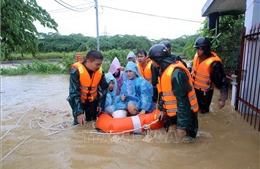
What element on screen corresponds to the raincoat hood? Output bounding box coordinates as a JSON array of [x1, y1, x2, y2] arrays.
[[124, 61, 140, 77], [105, 72, 116, 84], [108, 57, 121, 74], [126, 51, 136, 63], [104, 72, 117, 114], [105, 72, 117, 97]]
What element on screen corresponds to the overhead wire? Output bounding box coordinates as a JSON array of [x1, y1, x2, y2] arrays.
[[54, 0, 94, 12], [49, 3, 94, 14], [100, 5, 202, 23], [50, 1, 202, 23]]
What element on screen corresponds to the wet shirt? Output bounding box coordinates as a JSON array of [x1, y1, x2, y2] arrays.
[[150, 64, 160, 102], [210, 61, 229, 101]]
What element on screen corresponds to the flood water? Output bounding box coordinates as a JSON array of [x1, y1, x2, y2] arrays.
[[1, 74, 259, 169]]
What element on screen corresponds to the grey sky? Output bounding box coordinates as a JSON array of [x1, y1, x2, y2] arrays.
[[36, 0, 206, 40]]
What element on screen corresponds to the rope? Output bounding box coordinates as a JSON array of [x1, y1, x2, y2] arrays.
[[1, 102, 76, 161], [29, 107, 74, 136], [1, 137, 30, 161], [1, 100, 75, 139], [86, 118, 159, 135], [45, 125, 79, 136], [0, 101, 35, 140]]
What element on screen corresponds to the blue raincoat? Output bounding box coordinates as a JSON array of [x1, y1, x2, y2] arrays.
[[104, 72, 117, 114], [115, 62, 155, 113]]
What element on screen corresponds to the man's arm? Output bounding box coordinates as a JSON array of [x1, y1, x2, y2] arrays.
[[151, 65, 159, 102], [210, 61, 229, 101], [68, 68, 84, 118], [172, 68, 192, 130]]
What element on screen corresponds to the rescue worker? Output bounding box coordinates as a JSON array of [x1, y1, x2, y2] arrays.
[[136, 49, 159, 102], [159, 40, 187, 68], [192, 37, 229, 114], [68, 50, 108, 125], [148, 44, 199, 141]]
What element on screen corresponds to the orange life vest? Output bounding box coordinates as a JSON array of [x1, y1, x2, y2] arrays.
[[157, 61, 199, 117], [136, 60, 153, 83], [192, 52, 222, 92], [70, 62, 102, 103]]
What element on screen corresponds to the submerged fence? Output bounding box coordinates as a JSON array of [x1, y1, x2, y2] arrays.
[[236, 23, 260, 131]]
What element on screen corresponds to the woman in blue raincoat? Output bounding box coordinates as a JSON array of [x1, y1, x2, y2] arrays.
[[115, 61, 155, 115], [104, 72, 117, 114]]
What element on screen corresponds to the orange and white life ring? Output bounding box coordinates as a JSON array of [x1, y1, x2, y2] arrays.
[[96, 109, 164, 133]]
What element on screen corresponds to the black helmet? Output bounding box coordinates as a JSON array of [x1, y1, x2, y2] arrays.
[[193, 37, 211, 49], [159, 40, 171, 49], [148, 44, 168, 64]]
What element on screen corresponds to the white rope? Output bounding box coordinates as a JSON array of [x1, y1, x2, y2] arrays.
[[45, 125, 79, 136], [1, 103, 77, 161], [0, 101, 35, 140], [87, 118, 159, 135], [1, 137, 30, 161], [29, 107, 76, 136]]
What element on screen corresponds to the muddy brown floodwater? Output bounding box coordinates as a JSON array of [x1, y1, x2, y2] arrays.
[[1, 74, 259, 169]]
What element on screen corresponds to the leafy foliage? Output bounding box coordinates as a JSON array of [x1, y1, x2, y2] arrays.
[[38, 33, 89, 52], [1, 0, 244, 76], [1, 0, 58, 59], [0, 60, 63, 75], [37, 33, 153, 53], [199, 15, 244, 72]]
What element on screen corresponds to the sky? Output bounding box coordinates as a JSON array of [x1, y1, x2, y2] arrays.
[[35, 0, 207, 40]]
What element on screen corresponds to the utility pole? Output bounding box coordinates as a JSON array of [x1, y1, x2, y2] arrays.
[[94, 0, 100, 51]]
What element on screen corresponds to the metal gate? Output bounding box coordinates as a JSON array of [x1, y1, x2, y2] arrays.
[[236, 23, 260, 131]]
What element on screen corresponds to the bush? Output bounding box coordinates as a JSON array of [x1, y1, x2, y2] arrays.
[[0, 60, 64, 75]]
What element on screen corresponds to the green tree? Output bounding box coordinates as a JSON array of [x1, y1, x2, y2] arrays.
[[181, 14, 244, 72], [1, 0, 58, 59], [38, 33, 88, 52], [199, 15, 244, 72]]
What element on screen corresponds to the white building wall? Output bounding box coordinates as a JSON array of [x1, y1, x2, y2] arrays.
[[244, 0, 260, 33]]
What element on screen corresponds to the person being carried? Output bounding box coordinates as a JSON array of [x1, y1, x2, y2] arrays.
[[192, 37, 229, 114], [67, 50, 108, 125], [108, 57, 124, 96], [115, 61, 155, 115], [136, 49, 159, 103], [148, 44, 199, 142], [104, 72, 117, 114]]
